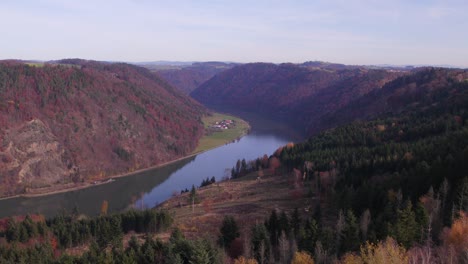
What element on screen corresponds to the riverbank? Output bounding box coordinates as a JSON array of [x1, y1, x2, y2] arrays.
[[157, 168, 312, 241], [191, 112, 250, 154], [0, 113, 251, 201]]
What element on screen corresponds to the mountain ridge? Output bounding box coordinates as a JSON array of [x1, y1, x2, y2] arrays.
[[191, 62, 407, 136]]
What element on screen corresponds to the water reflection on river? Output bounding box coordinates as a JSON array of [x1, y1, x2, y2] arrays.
[[0, 123, 298, 218]]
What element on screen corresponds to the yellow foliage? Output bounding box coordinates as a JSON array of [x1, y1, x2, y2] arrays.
[[233, 256, 258, 264], [341, 253, 363, 264], [359, 237, 408, 264], [291, 251, 315, 264], [376, 125, 386, 132]]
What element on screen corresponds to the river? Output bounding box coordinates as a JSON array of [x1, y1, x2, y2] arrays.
[[0, 120, 300, 218]]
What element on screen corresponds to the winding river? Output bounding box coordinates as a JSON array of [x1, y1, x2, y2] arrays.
[[0, 118, 300, 218]]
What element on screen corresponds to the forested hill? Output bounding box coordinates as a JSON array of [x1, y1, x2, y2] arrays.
[[271, 72, 468, 261], [310, 67, 468, 135], [150, 62, 237, 94], [195, 69, 468, 262], [191, 62, 405, 135], [0, 60, 207, 197]]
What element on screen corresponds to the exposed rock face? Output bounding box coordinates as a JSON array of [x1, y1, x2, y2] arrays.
[[0, 119, 75, 189], [0, 60, 207, 197]]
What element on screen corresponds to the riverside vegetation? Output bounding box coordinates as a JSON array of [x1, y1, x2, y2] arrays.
[[0, 60, 207, 198], [0, 67, 467, 263]]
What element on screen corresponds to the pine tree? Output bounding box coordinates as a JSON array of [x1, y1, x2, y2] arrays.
[[218, 215, 240, 249], [251, 224, 270, 264], [188, 185, 198, 213], [341, 210, 359, 253], [267, 210, 280, 247], [393, 200, 419, 248], [291, 208, 301, 237]]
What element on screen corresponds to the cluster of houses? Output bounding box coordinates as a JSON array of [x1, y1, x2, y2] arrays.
[[210, 119, 234, 130]]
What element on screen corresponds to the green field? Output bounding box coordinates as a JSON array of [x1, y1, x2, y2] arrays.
[[26, 62, 45, 67], [192, 112, 250, 153]]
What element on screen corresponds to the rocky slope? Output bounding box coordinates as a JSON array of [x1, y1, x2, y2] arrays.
[[0, 60, 207, 197]]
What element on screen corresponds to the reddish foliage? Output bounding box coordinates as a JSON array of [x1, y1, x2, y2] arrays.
[[268, 157, 281, 175], [202, 199, 214, 213], [228, 237, 245, 259], [0, 60, 208, 197], [50, 236, 58, 251], [192, 63, 406, 136], [155, 62, 237, 94]]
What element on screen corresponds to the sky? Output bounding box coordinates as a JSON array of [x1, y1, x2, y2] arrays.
[[1, 0, 467, 67]]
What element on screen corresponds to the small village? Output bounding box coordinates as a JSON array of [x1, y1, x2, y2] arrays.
[[209, 119, 235, 130]]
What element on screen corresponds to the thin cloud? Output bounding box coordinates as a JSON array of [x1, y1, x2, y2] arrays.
[[0, 0, 467, 67]]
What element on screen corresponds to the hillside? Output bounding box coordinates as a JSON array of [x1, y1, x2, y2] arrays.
[[191, 62, 406, 136], [147, 62, 237, 94], [0, 65, 467, 263], [0, 60, 207, 197], [166, 68, 468, 262], [312, 67, 468, 134]]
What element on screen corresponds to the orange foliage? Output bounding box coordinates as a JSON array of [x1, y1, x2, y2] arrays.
[[100, 200, 108, 215], [228, 238, 244, 259], [341, 253, 362, 264], [234, 256, 258, 264], [268, 156, 281, 175], [274, 146, 283, 157], [50, 236, 58, 250], [445, 211, 468, 253], [291, 251, 315, 264]]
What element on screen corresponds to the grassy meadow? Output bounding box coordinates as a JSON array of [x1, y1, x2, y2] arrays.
[[192, 112, 250, 154]]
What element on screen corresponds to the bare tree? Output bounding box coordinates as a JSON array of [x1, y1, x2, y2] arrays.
[[335, 210, 345, 250], [440, 177, 450, 209], [359, 209, 371, 241], [315, 241, 328, 264]]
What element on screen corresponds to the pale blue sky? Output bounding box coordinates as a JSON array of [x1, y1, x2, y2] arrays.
[[1, 0, 467, 67]]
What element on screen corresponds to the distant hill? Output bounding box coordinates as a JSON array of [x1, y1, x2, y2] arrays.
[[191, 62, 406, 136], [149, 62, 238, 94], [312, 67, 468, 134], [0, 60, 207, 197]]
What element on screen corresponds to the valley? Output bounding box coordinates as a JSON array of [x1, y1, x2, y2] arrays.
[[140, 61, 237, 94], [2, 1, 467, 263], [0, 110, 293, 218], [191, 62, 408, 136], [0, 59, 467, 263]]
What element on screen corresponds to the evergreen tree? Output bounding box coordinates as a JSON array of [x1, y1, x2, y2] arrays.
[[188, 185, 198, 213], [279, 211, 291, 235], [218, 215, 240, 249], [291, 208, 301, 237], [6, 218, 18, 242], [267, 210, 280, 247], [393, 200, 419, 248], [341, 210, 359, 253], [251, 224, 271, 264]]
